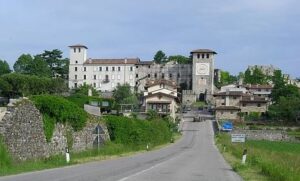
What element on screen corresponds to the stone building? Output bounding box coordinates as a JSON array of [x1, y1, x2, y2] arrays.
[[68, 45, 217, 102], [143, 79, 179, 121]]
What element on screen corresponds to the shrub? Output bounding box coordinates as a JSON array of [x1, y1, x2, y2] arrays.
[[43, 114, 56, 142], [0, 136, 11, 168], [31, 95, 87, 131], [104, 115, 173, 148], [66, 94, 115, 110]]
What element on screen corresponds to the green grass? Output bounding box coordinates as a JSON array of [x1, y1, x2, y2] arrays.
[[216, 133, 300, 181]]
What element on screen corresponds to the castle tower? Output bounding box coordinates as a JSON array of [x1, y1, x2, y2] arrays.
[[191, 49, 217, 102], [68, 44, 88, 89]]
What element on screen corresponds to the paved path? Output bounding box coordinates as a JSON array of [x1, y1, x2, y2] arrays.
[[0, 118, 242, 181]]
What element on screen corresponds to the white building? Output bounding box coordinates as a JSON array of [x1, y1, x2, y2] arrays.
[[68, 44, 139, 92]]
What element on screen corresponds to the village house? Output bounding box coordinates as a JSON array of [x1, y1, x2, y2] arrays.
[[143, 79, 179, 121]]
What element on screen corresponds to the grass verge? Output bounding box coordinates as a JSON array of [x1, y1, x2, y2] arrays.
[[216, 133, 300, 181]]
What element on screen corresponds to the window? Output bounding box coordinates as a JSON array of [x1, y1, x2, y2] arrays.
[[169, 73, 172, 79], [162, 73, 165, 79], [177, 73, 180, 78], [105, 75, 109, 80], [112, 75, 115, 80], [148, 65, 151, 68], [93, 83, 96, 87], [117, 74, 121, 80], [78, 48, 81, 53], [233, 96, 236, 99], [84, 67, 86, 71], [197, 54, 200, 59], [221, 111, 224, 115], [75, 67, 77, 71], [129, 74, 133, 80], [206, 54, 209, 59], [130, 66, 133, 71], [94, 75, 96, 80], [136, 81, 138, 85], [136, 66, 138, 69], [230, 111, 233, 114], [74, 83, 77, 88], [75, 75, 77, 80], [257, 104, 261, 107], [106, 67, 109, 71], [148, 74, 150, 78], [99, 67, 102, 71], [118, 67, 121, 71], [84, 75, 86, 80], [112, 67, 115, 71], [202, 54, 205, 59], [75, 61, 78, 64], [222, 96, 225, 99], [258, 89, 261, 92], [136, 74, 138, 78], [74, 48, 76, 53], [154, 73, 157, 78], [243, 103, 246, 107]]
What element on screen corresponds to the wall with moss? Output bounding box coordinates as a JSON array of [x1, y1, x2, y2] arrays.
[[0, 100, 109, 161]]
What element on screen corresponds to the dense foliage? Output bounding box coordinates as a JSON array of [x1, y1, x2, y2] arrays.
[[66, 94, 115, 110], [153, 50, 167, 64], [0, 73, 67, 97], [215, 70, 238, 88], [104, 115, 174, 147], [73, 83, 99, 96], [0, 60, 11, 76], [168, 55, 191, 64], [31, 95, 87, 133], [112, 83, 138, 107], [244, 67, 269, 85]]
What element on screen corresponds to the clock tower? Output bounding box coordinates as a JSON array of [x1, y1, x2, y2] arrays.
[[191, 49, 217, 102]]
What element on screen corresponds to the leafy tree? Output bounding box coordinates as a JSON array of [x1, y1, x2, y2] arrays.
[[154, 50, 167, 64], [39, 49, 69, 78], [73, 83, 99, 96], [244, 67, 268, 84], [113, 83, 138, 106], [13, 54, 33, 74], [0, 78, 12, 96], [269, 97, 300, 122], [0, 60, 11, 76], [13, 54, 51, 77], [168, 55, 191, 64], [214, 71, 237, 88]]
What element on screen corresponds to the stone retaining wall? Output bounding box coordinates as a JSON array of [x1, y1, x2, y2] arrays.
[[0, 100, 109, 161], [232, 129, 290, 141]]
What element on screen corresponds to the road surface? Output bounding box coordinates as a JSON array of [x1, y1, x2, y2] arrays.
[[0, 115, 242, 181]]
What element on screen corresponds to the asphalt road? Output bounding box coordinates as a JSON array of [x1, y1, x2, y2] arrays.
[[0, 114, 242, 181]]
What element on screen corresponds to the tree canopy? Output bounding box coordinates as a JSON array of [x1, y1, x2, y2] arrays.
[[112, 83, 138, 106], [168, 55, 191, 64], [243, 67, 269, 85], [154, 50, 167, 64], [0, 60, 11, 76], [73, 83, 99, 96]]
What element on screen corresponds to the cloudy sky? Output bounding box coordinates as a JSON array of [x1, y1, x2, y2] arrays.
[[0, 0, 299, 77]]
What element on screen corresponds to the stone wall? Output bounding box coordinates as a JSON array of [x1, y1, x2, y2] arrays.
[[0, 100, 109, 161], [232, 129, 290, 141]]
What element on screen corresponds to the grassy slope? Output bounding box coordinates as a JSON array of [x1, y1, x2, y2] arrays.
[[216, 133, 300, 181]]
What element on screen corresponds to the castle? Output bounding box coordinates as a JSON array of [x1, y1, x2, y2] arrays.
[[68, 44, 217, 102]]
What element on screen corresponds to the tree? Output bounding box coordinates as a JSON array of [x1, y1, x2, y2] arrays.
[[244, 67, 268, 84], [39, 49, 69, 78], [168, 55, 191, 64], [154, 50, 167, 64], [13, 54, 51, 77], [0, 78, 12, 96], [113, 83, 138, 106], [269, 96, 300, 122], [74, 83, 99, 96], [13, 54, 33, 74], [0, 60, 11, 76]]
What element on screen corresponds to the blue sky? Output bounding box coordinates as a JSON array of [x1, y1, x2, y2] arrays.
[[0, 0, 299, 77]]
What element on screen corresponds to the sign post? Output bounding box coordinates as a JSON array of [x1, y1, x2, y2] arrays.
[[231, 134, 246, 143]]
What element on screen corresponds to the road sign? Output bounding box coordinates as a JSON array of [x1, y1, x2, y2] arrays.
[[231, 134, 246, 143]]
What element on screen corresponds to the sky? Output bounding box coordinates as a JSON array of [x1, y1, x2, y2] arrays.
[[0, 0, 299, 78]]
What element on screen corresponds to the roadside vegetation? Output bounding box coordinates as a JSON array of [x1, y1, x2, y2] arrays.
[[216, 133, 300, 181]]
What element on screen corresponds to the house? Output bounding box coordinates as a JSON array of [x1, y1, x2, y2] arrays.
[[213, 85, 271, 122], [144, 79, 179, 121]]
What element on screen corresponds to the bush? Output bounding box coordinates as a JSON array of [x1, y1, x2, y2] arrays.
[[0, 136, 11, 168], [104, 115, 173, 148], [31, 95, 87, 131]]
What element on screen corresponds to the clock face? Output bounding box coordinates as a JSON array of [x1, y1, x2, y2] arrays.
[[196, 63, 209, 75]]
